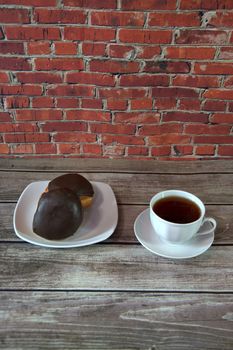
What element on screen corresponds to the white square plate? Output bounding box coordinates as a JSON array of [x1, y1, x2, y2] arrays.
[[13, 181, 118, 248]]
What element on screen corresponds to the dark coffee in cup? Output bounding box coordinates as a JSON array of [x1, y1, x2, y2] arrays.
[[153, 196, 201, 224]]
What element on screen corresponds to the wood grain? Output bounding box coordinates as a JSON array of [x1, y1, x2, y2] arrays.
[[0, 171, 232, 204], [0, 291, 233, 349], [0, 244, 233, 291], [1, 203, 232, 244], [1, 158, 233, 173]]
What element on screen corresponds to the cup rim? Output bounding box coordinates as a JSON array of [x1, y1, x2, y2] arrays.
[[150, 189, 205, 227]]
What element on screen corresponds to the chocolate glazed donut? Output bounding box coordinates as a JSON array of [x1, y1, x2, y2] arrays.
[[48, 173, 94, 208], [33, 188, 83, 240]]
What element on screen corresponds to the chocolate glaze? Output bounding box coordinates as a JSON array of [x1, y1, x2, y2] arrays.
[[48, 173, 94, 197], [33, 188, 83, 240]]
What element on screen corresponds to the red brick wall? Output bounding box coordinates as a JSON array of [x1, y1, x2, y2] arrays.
[[0, 0, 233, 159]]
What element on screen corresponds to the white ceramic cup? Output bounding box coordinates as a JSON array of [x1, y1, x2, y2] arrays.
[[150, 190, 216, 245]]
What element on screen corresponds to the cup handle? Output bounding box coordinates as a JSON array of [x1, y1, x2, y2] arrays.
[[196, 217, 217, 236]]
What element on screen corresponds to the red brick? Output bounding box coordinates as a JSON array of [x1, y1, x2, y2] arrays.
[[115, 112, 160, 124], [12, 144, 33, 154], [90, 59, 139, 73], [151, 146, 171, 156], [179, 98, 201, 111], [32, 97, 54, 108], [119, 74, 169, 87], [27, 41, 51, 55], [5, 133, 49, 143], [176, 30, 228, 45], [58, 143, 80, 154], [196, 145, 215, 155], [149, 12, 200, 27], [0, 84, 42, 95], [128, 146, 148, 156], [173, 145, 193, 156], [35, 58, 84, 71], [5, 26, 60, 40], [165, 47, 215, 60], [83, 144, 102, 155], [0, 8, 29, 23], [139, 123, 182, 136], [0, 123, 37, 133], [119, 29, 172, 44], [121, 0, 176, 10], [224, 76, 233, 88], [66, 72, 115, 86], [152, 87, 198, 98], [155, 98, 177, 110], [218, 145, 233, 156], [203, 89, 233, 99], [106, 99, 127, 110], [202, 100, 226, 111], [230, 32, 233, 43], [173, 75, 219, 88], [0, 0, 57, 5], [90, 123, 135, 135], [66, 110, 110, 121], [194, 135, 233, 144], [47, 85, 94, 97], [148, 134, 191, 145], [34, 9, 86, 24], [56, 98, 79, 108], [63, 0, 116, 8], [179, 0, 233, 9], [108, 44, 135, 59], [184, 124, 231, 135], [99, 88, 146, 99], [41, 122, 87, 132], [82, 43, 106, 56], [0, 72, 9, 83], [54, 133, 96, 143], [207, 11, 233, 27], [54, 42, 77, 55], [64, 27, 115, 41], [163, 111, 209, 123], [102, 134, 144, 145], [5, 96, 29, 108], [103, 144, 125, 156], [144, 61, 190, 73], [136, 46, 161, 59], [35, 143, 57, 154], [0, 144, 10, 154], [0, 57, 31, 71], [229, 103, 233, 112], [0, 42, 25, 54], [131, 98, 153, 110], [219, 47, 233, 59], [91, 11, 144, 26], [16, 110, 62, 121], [194, 63, 233, 75], [0, 112, 12, 122], [211, 113, 233, 123], [16, 73, 62, 84], [81, 99, 102, 109]]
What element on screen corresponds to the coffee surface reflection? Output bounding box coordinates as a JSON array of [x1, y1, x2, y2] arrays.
[[153, 196, 201, 224]]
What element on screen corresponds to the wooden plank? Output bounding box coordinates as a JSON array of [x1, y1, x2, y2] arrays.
[[0, 244, 233, 291], [0, 171, 232, 204], [1, 158, 233, 174], [0, 291, 233, 349], [1, 203, 233, 244]]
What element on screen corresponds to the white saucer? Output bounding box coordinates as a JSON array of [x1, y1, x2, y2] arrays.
[[134, 209, 215, 259], [13, 181, 118, 248]]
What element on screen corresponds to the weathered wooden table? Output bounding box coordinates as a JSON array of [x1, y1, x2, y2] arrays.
[[0, 158, 233, 350]]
